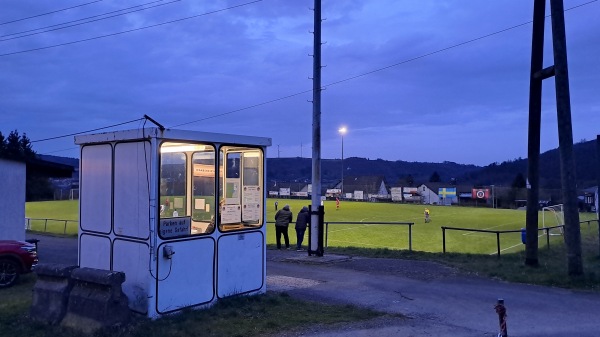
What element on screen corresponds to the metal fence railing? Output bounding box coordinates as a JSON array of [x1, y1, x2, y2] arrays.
[[442, 219, 600, 257], [267, 221, 414, 251], [25, 217, 79, 235]]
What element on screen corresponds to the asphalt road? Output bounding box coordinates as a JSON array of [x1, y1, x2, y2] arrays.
[[27, 233, 600, 337]]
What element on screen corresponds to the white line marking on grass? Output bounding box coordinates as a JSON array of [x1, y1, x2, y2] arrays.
[[461, 233, 492, 238], [328, 239, 401, 248], [462, 221, 524, 236], [328, 224, 372, 234], [488, 233, 544, 255]]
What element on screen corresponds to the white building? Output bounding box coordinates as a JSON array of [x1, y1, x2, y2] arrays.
[[417, 184, 439, 205], [0, 159, 26, 241]]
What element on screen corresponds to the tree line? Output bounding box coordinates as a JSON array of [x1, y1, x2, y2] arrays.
[[0, 130, 53, 201]]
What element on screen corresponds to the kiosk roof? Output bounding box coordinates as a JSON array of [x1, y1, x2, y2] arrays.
[[74, 127, 272, 147]]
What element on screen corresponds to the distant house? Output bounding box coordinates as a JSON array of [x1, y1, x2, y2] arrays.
[[581, 186, 597, 212], [337, 175, 389, 201], [266, 181, 309, 199], [418, 184, 439, 205], [34, 155, 78, 200]]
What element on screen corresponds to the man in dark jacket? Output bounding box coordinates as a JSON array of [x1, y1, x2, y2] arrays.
[[295, 206, 310, 251], [274, 204, 293, 249]]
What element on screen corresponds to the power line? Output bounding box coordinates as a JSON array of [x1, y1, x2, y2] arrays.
[[0, 0, 179, 42], [0, 1, 104, 26], [40, 146, 80, 155], [0, 0, 263, 57], [325, 0, 598, 88], [170, 89, 313, 128], [31, 117, 144, 143], [30, 0, 599, 148], [171, 0, 599, 128]]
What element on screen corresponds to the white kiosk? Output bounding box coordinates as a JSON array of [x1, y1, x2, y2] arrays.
[[75, 128, 271, 318]]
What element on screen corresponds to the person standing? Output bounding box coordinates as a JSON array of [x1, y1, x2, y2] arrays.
[[424, 208, 430, 223], [275, 200, 279, 210], [336, 197, 340, 210], [274, 204, 293, 249], [295, 206, 310, 251]]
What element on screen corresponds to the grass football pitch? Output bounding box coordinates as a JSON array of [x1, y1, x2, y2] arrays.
[[25, 199, 598, 255], [268, 199, 598, 255]]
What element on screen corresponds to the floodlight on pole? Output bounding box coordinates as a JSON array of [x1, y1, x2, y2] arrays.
[[338, 126, 347, 196]]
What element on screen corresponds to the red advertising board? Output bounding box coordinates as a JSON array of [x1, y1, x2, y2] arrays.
[[472, 188, 490, 199]]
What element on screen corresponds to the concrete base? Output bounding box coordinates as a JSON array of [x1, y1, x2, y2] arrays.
[[60, 268, 130, 333], [30, 264, 77, 324]]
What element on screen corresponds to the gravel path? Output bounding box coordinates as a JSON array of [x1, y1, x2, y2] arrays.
[[266, 249, 600, 337]]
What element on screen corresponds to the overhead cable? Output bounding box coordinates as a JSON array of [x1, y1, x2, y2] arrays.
[[0, 0, 263, 57], [0, 0, 179, 42], [29, 0, 598, 146], [0, 1, 103, 26], [31, 117, 144, 143], [172, 0, 599, 128]]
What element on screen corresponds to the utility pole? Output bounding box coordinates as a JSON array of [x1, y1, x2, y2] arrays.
[[525, 0, 582, 275], [525, 0, 545, 267], [550, 0, 582, 275], [309, 0, 324, 256]]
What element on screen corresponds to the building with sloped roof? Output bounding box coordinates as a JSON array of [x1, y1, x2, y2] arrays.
[[335, 175, 389, 200]]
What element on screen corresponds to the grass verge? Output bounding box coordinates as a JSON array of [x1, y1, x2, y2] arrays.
[[0, 276, 385, 337], [325, 235, 600, 291]]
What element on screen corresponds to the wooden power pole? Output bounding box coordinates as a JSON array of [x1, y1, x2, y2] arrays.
[[526, 0, 582, 275]]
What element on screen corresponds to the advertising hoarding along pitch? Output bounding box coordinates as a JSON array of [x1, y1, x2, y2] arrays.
[[438, 187, 457, 199], [472, 188, 490, 199]]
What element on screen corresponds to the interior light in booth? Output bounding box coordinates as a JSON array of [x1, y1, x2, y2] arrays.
[[243, 151, 261, 157], [160, 144, 206, 153]]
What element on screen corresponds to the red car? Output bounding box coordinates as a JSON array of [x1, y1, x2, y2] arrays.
[[0, 240, 38, 288]]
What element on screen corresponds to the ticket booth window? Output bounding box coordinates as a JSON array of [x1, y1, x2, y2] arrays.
[[159, 149, 187, 218], [191, 149, 216, 234], [219, 147, 263, 232], [159, 142, 217, 237]]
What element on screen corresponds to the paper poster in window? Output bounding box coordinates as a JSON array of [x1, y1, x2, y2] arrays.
[[242, 186, 261, 221], [221, 204, 241, 224], [194, 198, 206, 210]]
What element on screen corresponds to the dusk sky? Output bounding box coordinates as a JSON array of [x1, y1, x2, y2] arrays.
[[1, 0, 599, 166]]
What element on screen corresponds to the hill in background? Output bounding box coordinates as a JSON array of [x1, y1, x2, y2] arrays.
[[268, 139, 598, 189], [37, 139, 599, 190]]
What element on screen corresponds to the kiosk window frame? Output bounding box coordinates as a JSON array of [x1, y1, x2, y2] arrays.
[[157, 142, 264, 237], [218, 146, 264, 232], [158, 142, 217, 239]]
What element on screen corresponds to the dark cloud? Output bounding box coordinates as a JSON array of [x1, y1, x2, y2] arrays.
[[1, 0, 598, 165]]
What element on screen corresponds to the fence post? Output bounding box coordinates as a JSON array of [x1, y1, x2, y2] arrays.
[[408, 223, 412, 252], [64, 221, 68, 234], [44, 219, 48, 232], [496, 232, 501, 257], [325, 222, 329, 248], [442, 227, 446, 253], [546, 228, 550, 249]]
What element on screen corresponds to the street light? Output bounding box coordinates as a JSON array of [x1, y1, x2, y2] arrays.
[[338, 126, 347, 197]]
